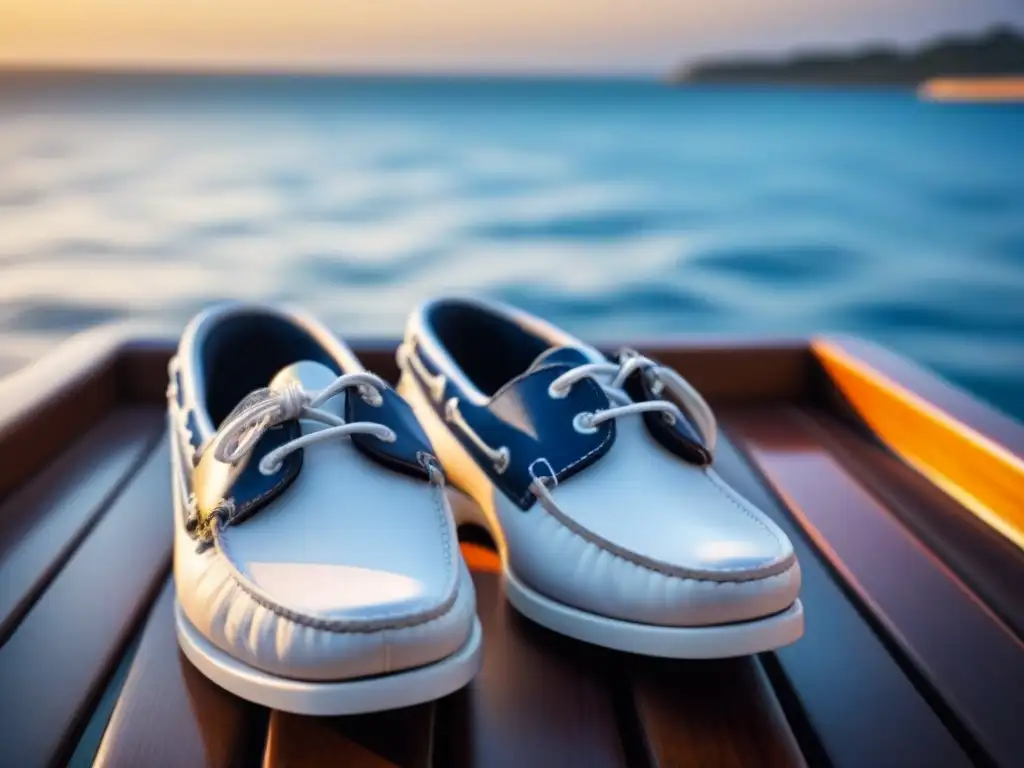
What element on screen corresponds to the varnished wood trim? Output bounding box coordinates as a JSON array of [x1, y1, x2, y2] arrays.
[[0, 327, 124, 499], [624, 337, 812, 405], [814, 336, 1024, 455], [813, 336, 1024, 549], [112, 334, 813, 407], [115, 338, 175, 403], [713, 425, 972, 768], [729, 407, 1023, 768], [0, 433, 172, 767], [93, 580, 266, 768]]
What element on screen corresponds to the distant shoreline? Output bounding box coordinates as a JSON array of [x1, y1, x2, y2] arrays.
[[672, 26, 1024, 97], [4, 69, 1020, 103]]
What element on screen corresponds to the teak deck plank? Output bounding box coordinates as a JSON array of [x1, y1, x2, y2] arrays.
[[712, 426, 973, 768], [0, 430, 172, 768], [432, 552, 628, 768], [626, 655, 807, 768], [0, 407, 163, 642], [729, 406, 1024, 768], [264, 705, 435, 768], [93, 579, 266, 768], [0, 331, 122, 500]]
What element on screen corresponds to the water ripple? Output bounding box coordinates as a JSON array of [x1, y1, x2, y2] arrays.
[[925, 185, 1024, 215], [493, 283, 725, 321], [0, 79, 1022, 418], [472, 211, 684, 242], [303, 249, 443, 286], [0, 300, 127, 332], [0, 188, 46, 208], [687, 243, 860, 285]]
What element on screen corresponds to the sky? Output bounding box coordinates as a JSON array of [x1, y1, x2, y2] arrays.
[[1, 0, 1023, 75]]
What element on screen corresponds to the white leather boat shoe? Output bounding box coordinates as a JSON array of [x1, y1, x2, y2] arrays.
[[168, 302, 481, 715], [397, 297, 803, 658]]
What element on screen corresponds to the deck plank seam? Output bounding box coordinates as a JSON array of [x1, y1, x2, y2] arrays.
[[607, 659, 656, 768], [65, 606, 150, 767], [756, 653, 832, 768], [58, 562, 173, 768], [0, 418, 166, 648]]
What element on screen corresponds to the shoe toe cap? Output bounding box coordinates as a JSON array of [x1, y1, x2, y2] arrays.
[[501, 462, 800, 627], [175, 483, 474, 682]]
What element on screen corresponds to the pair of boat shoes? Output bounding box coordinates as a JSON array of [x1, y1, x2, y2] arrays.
[[170, 298, 803, 715]]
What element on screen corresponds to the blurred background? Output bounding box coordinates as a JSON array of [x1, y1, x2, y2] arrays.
[[1, 1, 1023, 417]]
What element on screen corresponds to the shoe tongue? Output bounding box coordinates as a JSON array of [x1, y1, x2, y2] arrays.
[[527, 345, 604, 373], [269, 360, 344, 420]]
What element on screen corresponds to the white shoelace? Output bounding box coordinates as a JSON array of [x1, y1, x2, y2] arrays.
[[415, 346, 718, 490], [547, 352, 717, 448], [210, 372, 397, 476], [530, 351, 718, 505]]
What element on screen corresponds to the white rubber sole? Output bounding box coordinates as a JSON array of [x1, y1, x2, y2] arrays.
[[175, 600, 483, 715], [505, 565, 803, 658]]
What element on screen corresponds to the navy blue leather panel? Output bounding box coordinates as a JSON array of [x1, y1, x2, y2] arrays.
[[620, 360, 713, 467], [347, 387, 435, 481], [409, 345, 615, 509], [226, 421, 304, 521]]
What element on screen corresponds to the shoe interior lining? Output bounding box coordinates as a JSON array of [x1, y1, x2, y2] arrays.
[[428, 302, 549, 397], [202, 313, 339, 427]]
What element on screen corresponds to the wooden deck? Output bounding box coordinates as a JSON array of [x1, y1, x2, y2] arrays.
[[0, 328, 1021, 768]]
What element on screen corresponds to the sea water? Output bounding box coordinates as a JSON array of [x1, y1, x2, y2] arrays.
[[1, 75, 1022, 418]]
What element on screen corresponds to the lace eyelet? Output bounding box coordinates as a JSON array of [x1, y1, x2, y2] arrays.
[[417, 451, 446, 485], [360, 386, 384, 407], [381, 429, 398, 443], [493, 447, 511, 474], [547, 384, 569, 400], [573, 412, 597, 434], [258, 460, 282, 476], [528, 457, 558, 493], [662, 412, 677, 426]]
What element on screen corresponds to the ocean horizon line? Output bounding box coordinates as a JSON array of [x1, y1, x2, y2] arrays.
[[0, 66, 929, 94], [0, 62, 664, 82]]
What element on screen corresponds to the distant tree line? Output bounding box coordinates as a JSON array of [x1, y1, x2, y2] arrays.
[[673, 26, 1024, 85]]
